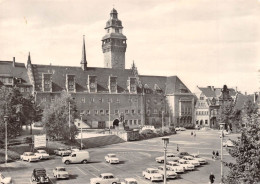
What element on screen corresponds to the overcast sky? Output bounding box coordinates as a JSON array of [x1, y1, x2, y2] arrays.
[[0, 0, 259, 94]]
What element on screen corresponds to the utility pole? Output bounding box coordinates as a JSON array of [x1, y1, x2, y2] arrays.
[[162, 111, 164, 128], [108, 101, 111, 132]]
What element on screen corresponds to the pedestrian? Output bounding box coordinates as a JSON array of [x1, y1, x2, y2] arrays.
[[212, 151, 215, 159], [194, 132, 196, 137], [191, 131, 193, 136], [209, 172, 215, 184], [177, 144, 179, 152], [216, 151, 219, 158]]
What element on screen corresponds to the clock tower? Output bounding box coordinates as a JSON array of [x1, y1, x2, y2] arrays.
[[102, 8, 127, 70]]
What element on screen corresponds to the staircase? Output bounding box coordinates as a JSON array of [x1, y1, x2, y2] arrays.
[[79, 135, 125, 149]]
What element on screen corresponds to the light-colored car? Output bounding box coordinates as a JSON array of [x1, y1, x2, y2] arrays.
[[20, 152, 39, 162], [177, 151, 190, 158], [182, 156, 200, 166], [35, 150, 50, 160], [105, 154, 119, 164], [90, 173, 120, 184], [62, 150, 90, 164], [166, 161, 185, 173], [223, 139, 234, 147], [0, 173, 12, 184], [175, 127, 186, 131], [190, 154, 207, 164], [53, 167, 69, 179], [54, 148, 71, 156], [157, 166, 178, 179], [142, 168, 163, 182], [155, 153, 180, 163], [178, 159, 195, 171], [120, 178, 138, 184]]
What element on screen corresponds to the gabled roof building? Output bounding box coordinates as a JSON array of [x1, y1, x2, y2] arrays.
[[1, 9, 196, 129]]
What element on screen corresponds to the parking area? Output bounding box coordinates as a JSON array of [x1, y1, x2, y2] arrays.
[[0, 129, 237, 184]]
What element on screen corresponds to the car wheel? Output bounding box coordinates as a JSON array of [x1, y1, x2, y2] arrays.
[[112, 182, 117, 184], [65, 160, 70, 165], [82, 160, 88, 164]]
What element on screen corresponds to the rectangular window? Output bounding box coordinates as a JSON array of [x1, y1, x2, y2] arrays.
[[99, 98, 103, 102], [129, 120, 133, 125], [116, 98, 120, 103], [125, 110, 129, 114], [138, 120, 141, 125], [86, 110, 90, 115], [115, 110, 119, 114], [134, 120, 137, 125], [107, 98, 112, 103], [106, 110, 109, 115], [91, 98, 94, 103], [132, 109, 135, 114], [94, 110, 98, 115], [100, 109, 104, 115], [125, 120, 128, 125], [138, 109, 141, 114], [8, 78, 12, 83], [81, 98, 85, 103], [51, 97, 55, 102]]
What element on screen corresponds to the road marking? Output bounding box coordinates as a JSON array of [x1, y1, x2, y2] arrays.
[[88, 164, 100, 171], [76, 166, 87, 175]]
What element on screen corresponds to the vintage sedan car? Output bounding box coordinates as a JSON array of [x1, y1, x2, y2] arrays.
[[90, 173, 120, 184], [53, 167, 69, 179], [54, 148, 71, 156], [31, 168, 49, 183], [0, 173, 12, 184], [20, 152, 39, 162], [120, 178, 138, 184], [177, 159, 195, 171], [166, 161, 185, 173], [157, 166, 178, 179], [105, 154, 119, 164], [175, 127, 186, 131], [223, 139, 234, 147], [155, 153, 180, 163], [190, 154, 207, 164], [35, 150, 50, 160], [182, 156, 200, 166], [142, 168, 163, 182], [177, 151, 190, 158]]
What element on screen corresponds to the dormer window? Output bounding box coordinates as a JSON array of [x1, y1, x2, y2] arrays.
[[88, 75, 97, 93], [42, 73, 52, 92], [127, 77, 137, 94], [109, 76, 117, 93], [66, 74, 76, 92]]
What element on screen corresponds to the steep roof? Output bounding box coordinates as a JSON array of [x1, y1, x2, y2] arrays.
[[0, 60, 31, 86], [234, 94, 254, 110], [198, 87, 216, 98]]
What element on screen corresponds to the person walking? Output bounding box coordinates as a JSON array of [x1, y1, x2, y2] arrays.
[[191, 131, 193, 136], [209, 172, 215, 184], [212, 151, 215, 159], [216, 151, 219, 159], [194, 132, 196, 138], [177, 144, 179, 152]]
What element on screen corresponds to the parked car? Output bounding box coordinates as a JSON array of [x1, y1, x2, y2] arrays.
[[190, 154, 207, 164], [177, 151, 190, 158], [175, 127, 186, 131], [0, 173, 12, 184], [177, 159, 195, 171], [157, 166, 178, 179], [120, 178, 138, 184], [142, 168, 163, 182], [182, 156, 200, 166], [62, 150, 90, 165], [166, 161, 185, 173], [90, 173, 120, 184], [54, 148, 71, 156], [20, 152, 39, 162], [31, 168, 49, 183], [155, 153, 180, 163], [223, 139, 234, 147], [35, 150, 50, 160], [53, 167, 69, 179], [105, 154, 119, 164]]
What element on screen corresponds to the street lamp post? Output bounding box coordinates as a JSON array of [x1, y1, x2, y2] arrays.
[[80, 113, 84, 150], [4, 115, 8, 164], [162, 137, 169, 184], [108, 101, 111, 132], [219, 122, 225, 183]]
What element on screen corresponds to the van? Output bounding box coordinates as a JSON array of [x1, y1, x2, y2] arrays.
[[62, 151, 90, 165]]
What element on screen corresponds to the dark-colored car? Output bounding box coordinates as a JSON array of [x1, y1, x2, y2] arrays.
[[177, 152, 190, 158], [31, 168, 49, 183]]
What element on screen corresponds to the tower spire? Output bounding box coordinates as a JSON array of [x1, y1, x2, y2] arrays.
[[27, 52, 31, 68], [81, 35, 87, 71]]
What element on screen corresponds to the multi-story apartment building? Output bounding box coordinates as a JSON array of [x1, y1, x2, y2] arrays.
[[194, 85, 238, 128], [1, 8, 196, 129]]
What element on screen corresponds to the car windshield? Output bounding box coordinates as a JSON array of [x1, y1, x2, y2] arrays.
[[109, 155, 116, 157], [28, 153, 34, 156], [129, 182, 137, 184], [39, 150, 46, 153], [60, 148, 65, 151], [58, 168, 66, 171], [151, 170, 159, 173], [108, 175, 114, 179]]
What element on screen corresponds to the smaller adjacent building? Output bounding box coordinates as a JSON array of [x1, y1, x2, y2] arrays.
[[194, 85, 238, 128]]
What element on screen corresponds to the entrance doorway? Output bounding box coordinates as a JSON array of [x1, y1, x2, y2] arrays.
[[113, 119, 119, 127]]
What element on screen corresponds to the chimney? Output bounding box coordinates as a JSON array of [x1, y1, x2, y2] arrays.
[[245, 91, 247, 95], [211, 86, 214, 91], [13, 57, 15, 67], [254, 92, 258, 103]]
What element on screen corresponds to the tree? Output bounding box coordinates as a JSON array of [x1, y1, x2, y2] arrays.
[[42, 91, 78, 141], [217, 102, 234, 131], [224, 100, 260, 183], [0, 86, 36, 138]]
